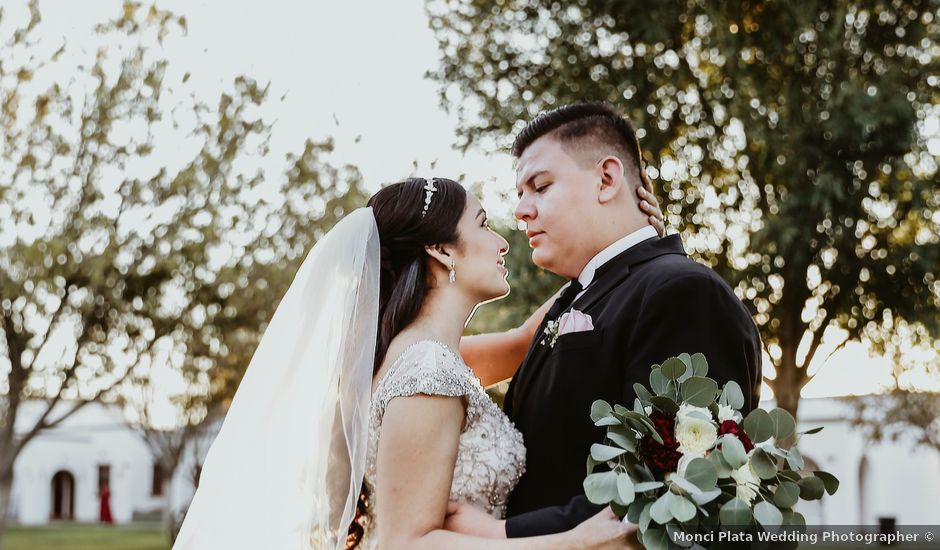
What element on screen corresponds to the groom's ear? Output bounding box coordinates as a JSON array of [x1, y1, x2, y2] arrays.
[[597, 156, 625, 204]]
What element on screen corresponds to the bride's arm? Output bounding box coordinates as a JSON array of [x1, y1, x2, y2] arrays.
[[459, 287, 562, 387], [376, 394, 623, 550]]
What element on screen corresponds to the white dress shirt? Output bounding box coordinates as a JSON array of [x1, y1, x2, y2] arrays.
[[575, 225, 659, 301]]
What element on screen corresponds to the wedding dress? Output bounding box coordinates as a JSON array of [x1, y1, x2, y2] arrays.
[[360, 339, 527, 548], [173, 207, 526, 550]]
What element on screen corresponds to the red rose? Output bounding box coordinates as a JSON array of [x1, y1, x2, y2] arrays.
[[639, 411, 682, 473], [718, 419, 755, 453]]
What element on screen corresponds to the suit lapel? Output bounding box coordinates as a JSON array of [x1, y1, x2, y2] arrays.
[[507, 235, 688, 418]]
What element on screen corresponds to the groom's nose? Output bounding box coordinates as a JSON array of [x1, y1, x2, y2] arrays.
[[514, 195, 535, 222]]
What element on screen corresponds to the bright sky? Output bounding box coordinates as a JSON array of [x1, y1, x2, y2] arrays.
[[6, 0, 937, 426]]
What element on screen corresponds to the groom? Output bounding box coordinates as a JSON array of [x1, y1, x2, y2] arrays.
[[452, 102, 763, 538]]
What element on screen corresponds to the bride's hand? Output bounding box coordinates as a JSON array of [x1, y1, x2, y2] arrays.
[[636, 170, 665, 237], [567, 507, 639, 549]]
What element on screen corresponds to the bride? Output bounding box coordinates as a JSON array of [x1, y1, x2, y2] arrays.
[[173, 177, 662, 549]]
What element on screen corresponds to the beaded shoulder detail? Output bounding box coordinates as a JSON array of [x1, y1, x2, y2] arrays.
[[373, 340, 479, 420]]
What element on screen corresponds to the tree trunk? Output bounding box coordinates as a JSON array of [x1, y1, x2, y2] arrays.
[[162, 467, 177, 544], [0, 466, 14, 550], [773, 339, 805, 449]]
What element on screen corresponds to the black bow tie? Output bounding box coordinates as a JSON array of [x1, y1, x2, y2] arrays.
[[546, 280, 583, 320]]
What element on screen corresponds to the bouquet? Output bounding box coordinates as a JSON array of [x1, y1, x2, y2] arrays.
[[584, 353, 838, 549]]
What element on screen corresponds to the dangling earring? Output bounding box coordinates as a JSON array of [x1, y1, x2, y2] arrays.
[[449, 259, 456, 284]]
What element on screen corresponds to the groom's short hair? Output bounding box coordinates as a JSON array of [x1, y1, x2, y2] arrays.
[[512, 102, 643, 183]]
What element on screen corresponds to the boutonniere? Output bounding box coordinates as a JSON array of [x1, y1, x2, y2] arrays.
[[541, 319, 561, 348], [541, 310, 594, 348]]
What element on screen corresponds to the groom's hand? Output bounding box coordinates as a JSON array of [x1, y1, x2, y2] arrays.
[[444, 502, 507, 538]]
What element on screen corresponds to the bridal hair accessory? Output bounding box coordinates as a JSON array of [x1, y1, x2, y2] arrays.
[[422, 178, 438, 217]]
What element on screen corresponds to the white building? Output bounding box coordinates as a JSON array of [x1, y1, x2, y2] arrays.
[[6, 396, 939, 527], [8, 401, 204, 525], [790, 397, 940, 526]]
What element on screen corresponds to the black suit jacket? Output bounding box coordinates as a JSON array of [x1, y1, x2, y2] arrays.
[[504, 234, 762, 537]]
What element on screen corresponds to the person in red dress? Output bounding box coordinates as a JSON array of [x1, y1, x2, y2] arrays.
[[99, 484, 113, 524]]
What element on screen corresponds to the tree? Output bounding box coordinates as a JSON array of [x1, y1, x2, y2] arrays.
[[0, 2, 367, 542], [122, 386, 216, 543], [427, 0, 940, 420], [851, 388, 940, 453]]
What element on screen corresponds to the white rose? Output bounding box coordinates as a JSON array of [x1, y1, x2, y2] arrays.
[[674, 403, 718, 457], [717, 403, 741, 423], [731, 463, 760, 503]]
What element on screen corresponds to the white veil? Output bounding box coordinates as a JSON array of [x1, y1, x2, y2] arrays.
[[174, 207, 380, 550]]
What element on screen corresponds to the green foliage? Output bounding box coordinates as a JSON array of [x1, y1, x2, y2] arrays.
[[428, 0, 940, 419], [0, 0, 366, 481]]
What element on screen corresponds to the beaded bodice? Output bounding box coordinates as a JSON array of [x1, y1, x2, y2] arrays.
[[360, 340, 526, 547]]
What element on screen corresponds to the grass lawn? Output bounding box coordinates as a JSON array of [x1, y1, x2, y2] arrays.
[[5, 522, 169, 550]]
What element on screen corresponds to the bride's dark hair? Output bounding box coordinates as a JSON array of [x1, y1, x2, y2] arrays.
[[346, 176, 466, 548], [367, 177, 467, 370]]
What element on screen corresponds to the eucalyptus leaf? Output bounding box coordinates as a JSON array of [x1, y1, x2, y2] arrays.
[[778, 470, 801, 483], [680, 376, 719, 407], [591, 443, 626, 462], [769, 408, 796, 440], [639, 501, 653, 531], [610, 501, 629, 519], [607, 426, 638, 452], [691, 487, 722, 505], [800, 426, 824, 435], [773, 481, 800, 508], [678, 352, 693, 369], [783, 510, 806, 528], [754, 501, 783, 528], [634, 481, 665, 492], [591, 400, 613, 422], [671, 474, 704, 496], [595, 416, 622, 427], [719, 497, 752, 525], [750, 448, 778, 480], [650, 368, 668, 394], [691, 353, 709, 377], [709, 450, 734, 477], [661, 357, 688, 380], [650, 395, 679, 415], [721, 380, 745, 410], [643, 527, 670, 550], [743, 408, 775, 443], [586, 455, 599, 476], [797, 476, 825, 500], [649, 492, 674, 524], [668, 492, 697, 522], [664, 379, 678, 400], [786, 446, 804, 471], [813, 470, 840, 495], [634, 383, 653, 405], [685, 457, 718, 491], [721, 434, 748, 469], [584, 471, 619, 504], [616, 473, 636, 506], [628, 496, 650, 524]]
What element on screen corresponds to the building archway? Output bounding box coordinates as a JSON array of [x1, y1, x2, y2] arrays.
[[50, 470, 75, 521]]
